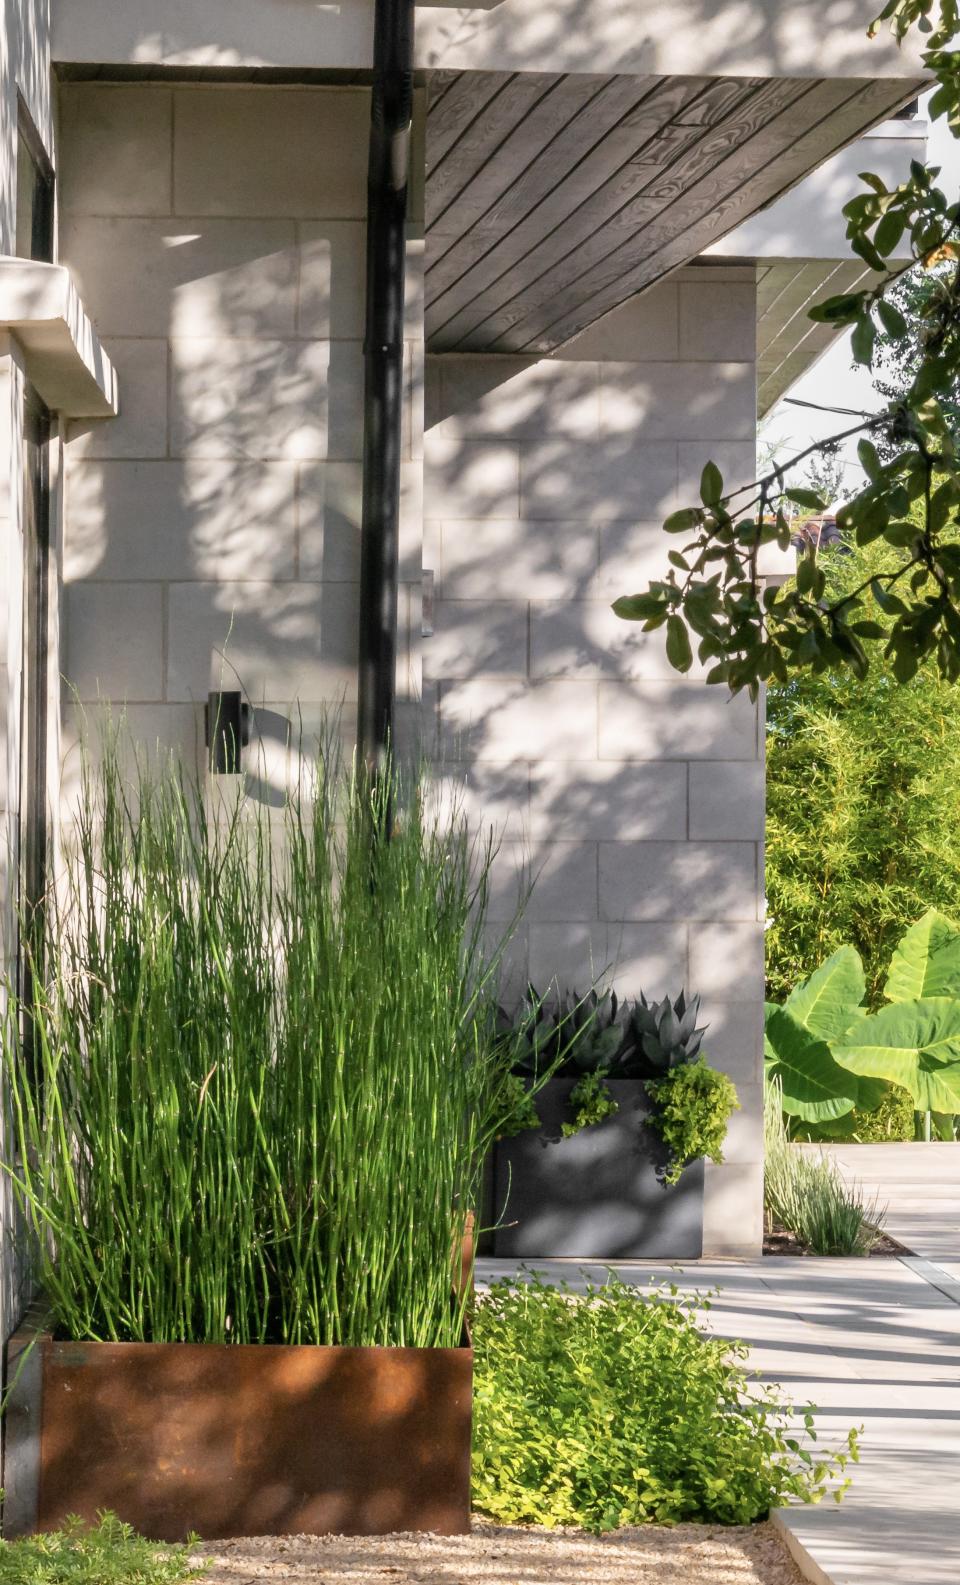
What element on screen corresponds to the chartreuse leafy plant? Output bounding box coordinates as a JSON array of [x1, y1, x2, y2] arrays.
[[562, 1070, 619, 1136], [1, 729, 538, 1348], [765, 910, 960, 1138], [646, 1062, 740, 1185], [613, 5, 960, 695], [472, 1274, 860, 1532], [0, 1512, 204, 1584]]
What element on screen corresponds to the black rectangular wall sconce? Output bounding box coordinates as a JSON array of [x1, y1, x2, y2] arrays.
[[204, 691, 251, 775]]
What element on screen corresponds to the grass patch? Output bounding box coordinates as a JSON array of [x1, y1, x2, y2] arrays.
[[764, 1083, 887, 1255], [0, 1513, 204, 1584], [472, 1273, 859, 1531]]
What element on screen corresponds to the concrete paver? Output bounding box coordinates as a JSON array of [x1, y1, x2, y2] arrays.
[[477, 1254, 960, 1585], [812, 1143, 960, 1265]]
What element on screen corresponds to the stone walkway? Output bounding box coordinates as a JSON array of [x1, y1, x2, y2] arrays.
[[478, 1234, 960, 1583], [815, 1141, 960, 1268]]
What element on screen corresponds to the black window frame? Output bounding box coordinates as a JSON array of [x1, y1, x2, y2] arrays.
[[15, 95, 55, 263], [17, 387, 53, 1064]]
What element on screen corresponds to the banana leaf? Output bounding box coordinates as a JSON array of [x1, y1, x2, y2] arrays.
[[764, 1004, 860, 1123], [884, 909, 960, 1003], [784, 944, 866, 1040], [833, 997, 960, 1114]]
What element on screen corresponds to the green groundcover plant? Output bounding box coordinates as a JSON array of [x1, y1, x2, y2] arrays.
[[1, 728, 539, 1348], [0, 1512, 204, 1585], [472, 1275, 859, 1533]]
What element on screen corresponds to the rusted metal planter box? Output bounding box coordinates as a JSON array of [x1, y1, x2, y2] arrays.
[[493, 1077, 704, 1259], [3, 1327, 472, 1542]]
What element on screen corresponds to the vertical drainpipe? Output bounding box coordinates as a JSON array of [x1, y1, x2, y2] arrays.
[[357, 0, 415, 774]]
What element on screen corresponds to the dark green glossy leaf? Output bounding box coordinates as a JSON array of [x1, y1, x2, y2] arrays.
[[665, 614, 693, 673]]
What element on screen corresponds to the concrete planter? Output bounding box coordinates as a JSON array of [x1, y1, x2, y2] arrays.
[[492, 1077, 704, 1259], [3, 1325, 472, 1542]]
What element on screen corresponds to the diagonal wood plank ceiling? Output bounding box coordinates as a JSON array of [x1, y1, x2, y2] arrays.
[[756, 258, 877, 416], [425, 70, 926, 355]]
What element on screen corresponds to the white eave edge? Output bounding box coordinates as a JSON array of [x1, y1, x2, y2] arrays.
[[0, 258, 118, 418]]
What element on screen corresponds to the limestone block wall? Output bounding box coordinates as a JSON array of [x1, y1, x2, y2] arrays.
[[59, 81, 423, 788], [423, 265, 765, 1255]]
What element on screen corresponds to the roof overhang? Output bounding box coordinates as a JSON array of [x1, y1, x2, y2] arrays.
[[51, 2, 928, 362], [52, 1, 927, 80], [424, 75, 927, 354], [0, 260, 118, 417], [708, 117, 926, 413]]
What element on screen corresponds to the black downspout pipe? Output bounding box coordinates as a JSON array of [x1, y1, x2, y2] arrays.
[[357, 0, 415, 775]]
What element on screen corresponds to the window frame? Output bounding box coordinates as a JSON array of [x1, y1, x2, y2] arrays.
[[17, 386, 53, 1061], [15, 95, 55, 263]]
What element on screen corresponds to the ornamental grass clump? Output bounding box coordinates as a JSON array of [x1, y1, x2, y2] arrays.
[[764, 1082, 886, 1255], [472, 1274, 859, 1532], [2, 729, 527, 1348]]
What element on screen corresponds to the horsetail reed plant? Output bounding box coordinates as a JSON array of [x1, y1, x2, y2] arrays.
[[2, 726, 531, 1348]]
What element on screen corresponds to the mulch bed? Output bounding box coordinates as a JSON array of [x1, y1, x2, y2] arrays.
[[763, 1221, 908, 1257]]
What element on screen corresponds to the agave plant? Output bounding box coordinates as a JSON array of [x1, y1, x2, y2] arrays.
[[503, 985, 707, 1081], [503, 985, 626, 1078], [620, 990, 708, 1078], [499, 983, 726, 1161], [558, 988, 626, 1071]]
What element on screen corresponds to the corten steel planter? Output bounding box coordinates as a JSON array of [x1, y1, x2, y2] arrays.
[[3, 1325, 472, 1542], [493, 1077, 704, 1259]]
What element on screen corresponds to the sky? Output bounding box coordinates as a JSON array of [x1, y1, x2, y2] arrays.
[[761, 96, 959, 496]]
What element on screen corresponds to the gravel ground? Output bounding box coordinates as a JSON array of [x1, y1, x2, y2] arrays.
[[194, 1521, 807, 1584]]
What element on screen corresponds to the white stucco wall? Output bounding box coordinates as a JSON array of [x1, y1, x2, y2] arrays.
[[424, 266, 766, 1255], [59, 81, 422, 788]]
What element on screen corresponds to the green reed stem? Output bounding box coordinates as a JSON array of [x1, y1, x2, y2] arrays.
[[2, 728, 522, 1347]]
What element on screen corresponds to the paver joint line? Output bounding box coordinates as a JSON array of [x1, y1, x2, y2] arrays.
[[896, 1254, 960, 1307]]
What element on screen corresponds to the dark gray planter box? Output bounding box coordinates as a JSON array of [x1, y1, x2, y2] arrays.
[[492, 1077, 704, 1259]]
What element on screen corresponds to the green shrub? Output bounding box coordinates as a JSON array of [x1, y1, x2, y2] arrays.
[[1, 731, 535, 1348], [646, 1060, 739, 1184], [0, 1512, 204, 1584], [563, 1070, 620, 1135], [793, 1084, 916, 1143], [844, 1085, 916, 1142], [472, 1274, 859, 1532], [764, 1083, 886, 1255]]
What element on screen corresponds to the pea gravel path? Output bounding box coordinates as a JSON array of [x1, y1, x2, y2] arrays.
[[194, 1521, 805, 1584]]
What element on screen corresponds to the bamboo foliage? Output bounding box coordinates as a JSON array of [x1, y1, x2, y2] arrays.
[[766, 535, 960, 1007], [2, 731, 524, 1348]]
